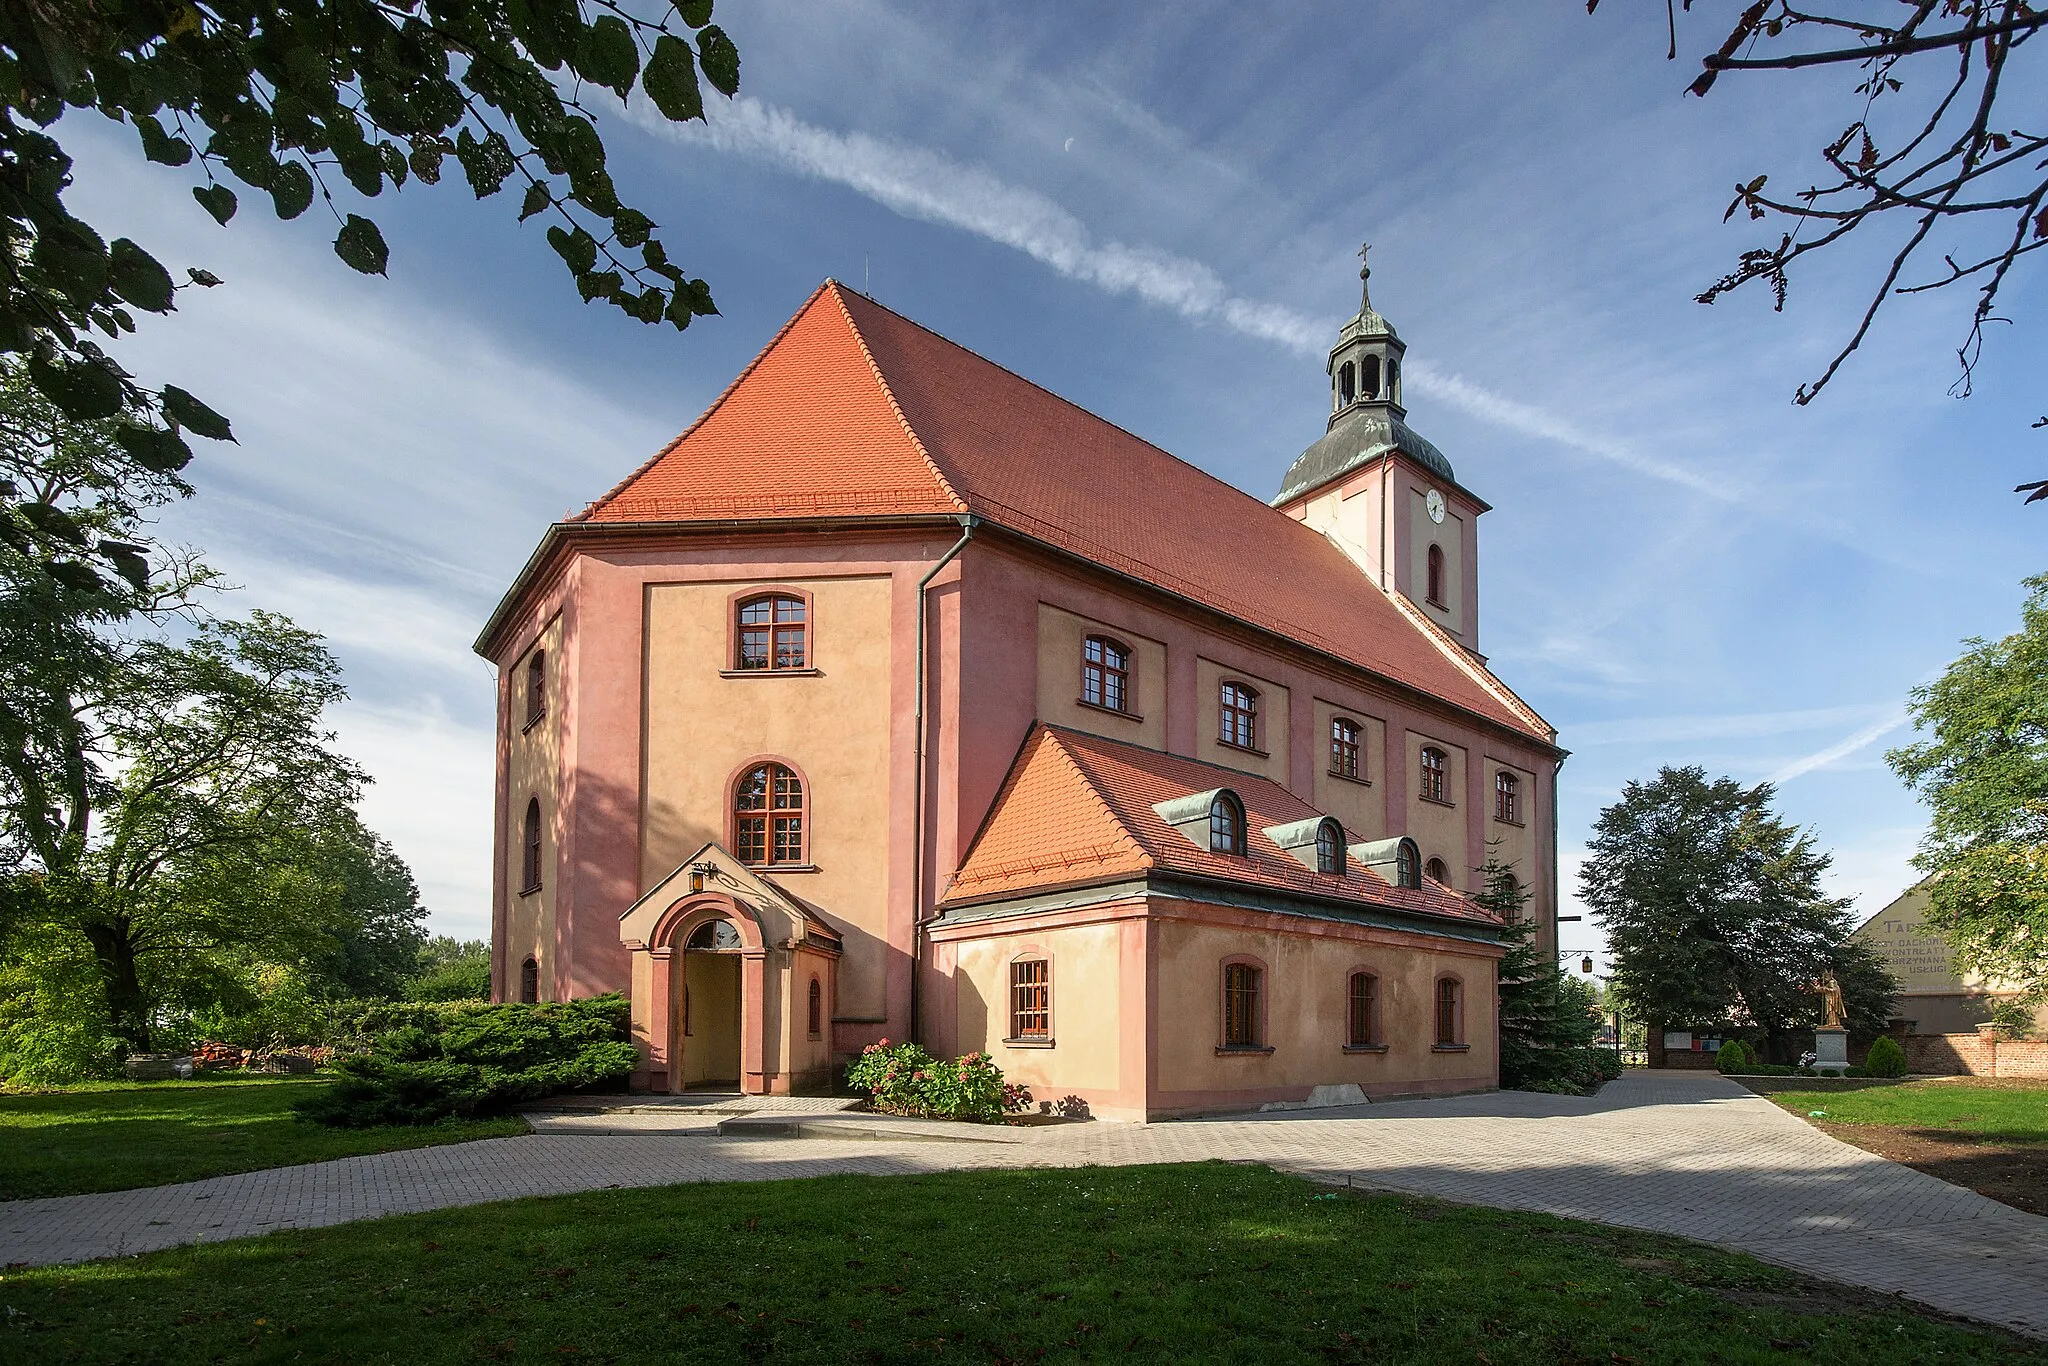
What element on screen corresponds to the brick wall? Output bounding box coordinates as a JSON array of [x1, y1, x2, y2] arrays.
[[1902, 1029, 2045, 1077]]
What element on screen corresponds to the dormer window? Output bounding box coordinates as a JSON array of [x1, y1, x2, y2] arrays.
[[1209, 791, 1246, 856], [1396, 840, 1419, 889], [1315, 818, 1345, 876]]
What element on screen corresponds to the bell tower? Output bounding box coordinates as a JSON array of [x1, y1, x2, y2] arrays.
[[1274, 248, 1487, 655], [1327, 244, 1406, 421]]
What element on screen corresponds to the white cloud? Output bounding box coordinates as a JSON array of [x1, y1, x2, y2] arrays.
[[332, 701, 496, 940], [1766, 710, 1911, 786], [1570, 702, 1897, 747], [632, 96, 1726, 499]]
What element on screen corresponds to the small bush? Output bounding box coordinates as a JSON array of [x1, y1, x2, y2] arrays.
[[1863, 1035, 1908, 1078], [1715, 1040, 1752, 1073], [1842, 1065, 1869, 1078], [844, 1041, 1030, 1123], [295, 995, 635, 1127]]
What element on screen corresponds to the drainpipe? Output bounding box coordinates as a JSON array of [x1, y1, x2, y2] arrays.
[[908, 514, 980, 1046]]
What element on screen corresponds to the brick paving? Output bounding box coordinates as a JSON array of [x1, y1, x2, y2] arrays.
[[3, 1071, 2041, 1337]]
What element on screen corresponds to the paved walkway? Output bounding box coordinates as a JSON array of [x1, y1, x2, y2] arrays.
[[5, 1072, 2043, 1337]]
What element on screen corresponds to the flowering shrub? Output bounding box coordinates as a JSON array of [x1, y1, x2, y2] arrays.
[[844, 1040, 1034, 1123]]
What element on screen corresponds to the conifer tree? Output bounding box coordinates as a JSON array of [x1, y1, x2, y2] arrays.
[[1479, 850, 1610, 1094]]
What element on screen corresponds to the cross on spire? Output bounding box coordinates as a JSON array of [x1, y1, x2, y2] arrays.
[[1357, 241, 1372, 311]]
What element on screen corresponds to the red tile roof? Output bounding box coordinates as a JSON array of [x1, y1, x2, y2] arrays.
[[942, 725, 1500, 930], [578, 282, 1550, 741]]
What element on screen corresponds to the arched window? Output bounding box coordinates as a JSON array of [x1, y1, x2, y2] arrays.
[[519, 955, 539, 1004], [1209, 791, 1246, 856], [520, 797, 543, 893], [1361, 354, 1381, 400], [1219, 682, 1258, 750], [1419, 746, 1449, 804], [1495, 770, 1520, 824], [1425, 856, 1450, 885], [524, 650, 546, 727], [687, 918, 743, 950], [735, 593, 808, 671], [1330, 716, 1362, 780], [1426, 544, 1445, 606], [1395, 838, 1419, 890], [1338, 360, 1356, 406], [1009, 958, 1050, 1040], [1081, 635, 1130, 713], [1498, 870, 1524, 922], [1223, 962, 1263, 1047], [1347, 972, 1378, 1048], [1387, 357, 1401, 405], [1435, 977, 1463, 1046], [1316, 818, 1345, 876], [807, 977, 823, 1038], [735, 762, 806, 866]]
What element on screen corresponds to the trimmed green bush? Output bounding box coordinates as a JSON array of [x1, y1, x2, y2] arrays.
[[1864, 1035, 1908, 1078], [294, 995, 636, 1127], [1715, 1040, 1752, 1073]]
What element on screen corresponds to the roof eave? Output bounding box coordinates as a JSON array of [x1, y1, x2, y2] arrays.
[[471, 512, 970, 661]]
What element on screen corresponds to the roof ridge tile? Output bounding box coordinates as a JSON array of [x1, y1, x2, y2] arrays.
[[576, 279, 837, 523], [828, 284, 970, 515]]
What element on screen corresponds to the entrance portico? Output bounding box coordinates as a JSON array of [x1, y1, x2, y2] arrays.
[[618, 844, 843, 1095]]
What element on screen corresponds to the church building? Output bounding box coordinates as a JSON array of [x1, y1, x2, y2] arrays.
[[476, 260, 1561, 1120]]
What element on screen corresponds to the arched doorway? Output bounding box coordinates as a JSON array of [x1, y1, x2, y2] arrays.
[[678, 917, 743, 1088]]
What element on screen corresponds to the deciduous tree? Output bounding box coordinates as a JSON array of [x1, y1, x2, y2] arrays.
[[1888, 573, 2048, 1001], [1580, 766, 1895, 1060], [1594, 1, 2048, 494], [0, 0, 744, 545]]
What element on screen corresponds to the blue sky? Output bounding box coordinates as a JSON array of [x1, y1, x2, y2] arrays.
[[58, 2, 2047, 957]]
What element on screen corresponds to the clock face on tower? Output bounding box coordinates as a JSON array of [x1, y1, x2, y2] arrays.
[[1425, 488, 1446, 524]]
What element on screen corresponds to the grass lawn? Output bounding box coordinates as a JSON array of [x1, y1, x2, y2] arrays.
[[0, 1077, 527, 1200], [1751, 1078, 2048, 1145], [3, 1163, 2040, 1364]]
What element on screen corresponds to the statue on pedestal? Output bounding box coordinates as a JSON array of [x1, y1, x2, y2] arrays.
[[1809, 970, 1847, 1030]]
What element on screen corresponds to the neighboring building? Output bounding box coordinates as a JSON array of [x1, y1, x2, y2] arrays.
[[476, 261, 1562, 1119], [1853, 882, 2047, 1035]]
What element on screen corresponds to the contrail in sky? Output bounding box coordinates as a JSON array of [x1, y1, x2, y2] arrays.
[[632, 96, 1721, 497]]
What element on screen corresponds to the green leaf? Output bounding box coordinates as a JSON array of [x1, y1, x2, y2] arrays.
[[187, 268, 223, 288], [683, 277, 718, 316], [135, 114, 194, 166], [508, 0, 581, 70], [192, 184, 237, 225], [46, 560, 107, 595], [333, 215, 389, 277], [115, 424, 194, 473], [547, 225, 598, 275], [456, 127, 517, 198], [519, 182, 551, 222], [574, 16, 641, 98], [31, 218, 111, 304], [629, 288, 665, 324], [612, 207, 653, 248], [108, 238, 175, 313], [269, 160, 315, 220], [642, 36, 704, 122], [99, 541, 150, 591], [160, 385, 235, 442], [18, 501, 89, 546], [28, 354, 124, 420], [680, 0, 714, 26], [409, 135, 449, 185], [697, 26, 740, 97]]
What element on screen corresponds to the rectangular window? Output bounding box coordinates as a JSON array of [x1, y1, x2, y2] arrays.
[[772, 815, 804, 864], [1010, 959, 1050, 1039], [1348, 973, 1377, 1048], [1330, 718, 1360, 779], [1223, 963, 1261, 1047], [1436, 979, 1460, 1046], [1496, 771, 1519, 824]]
